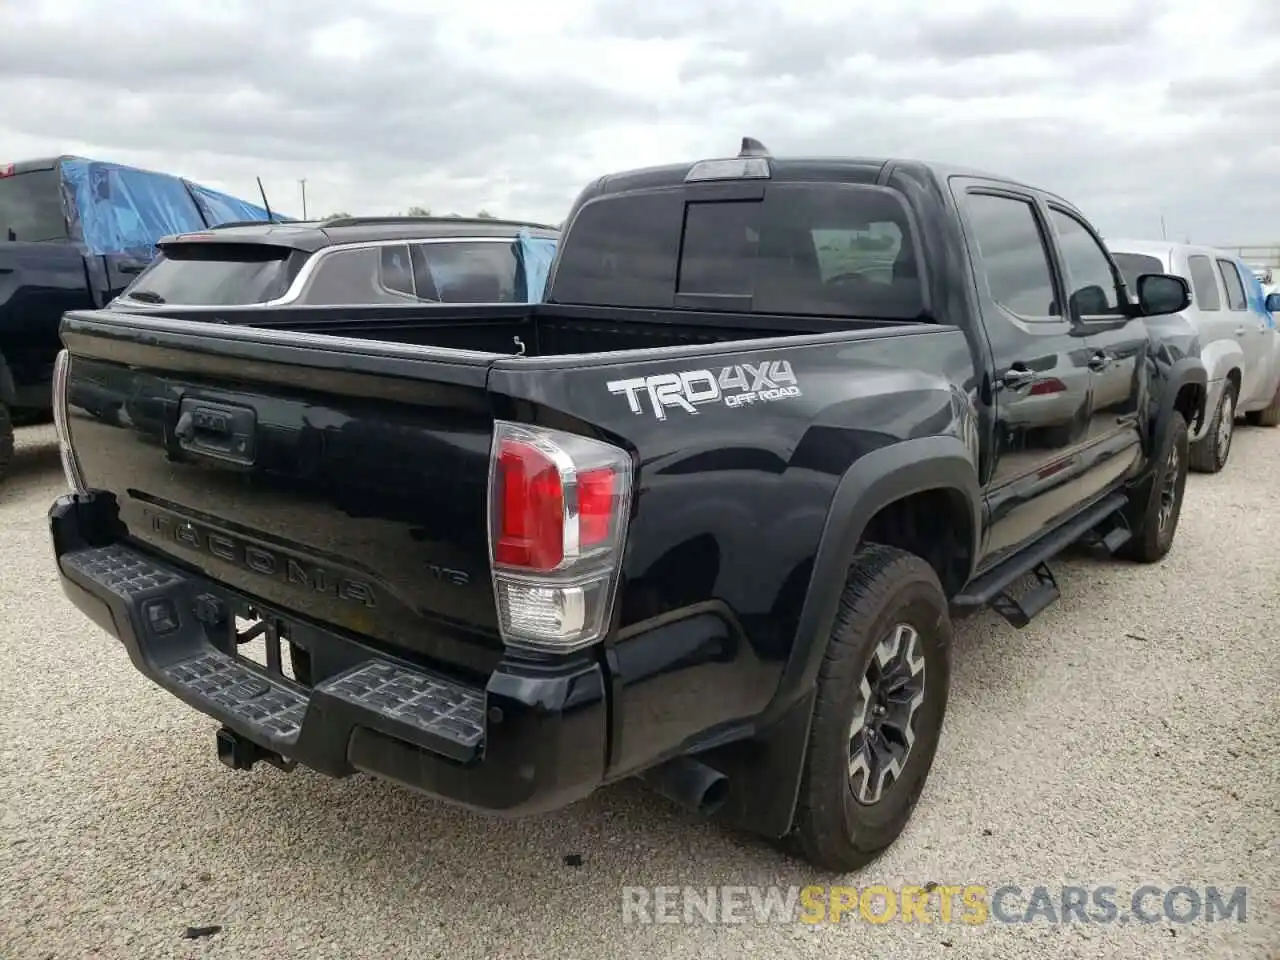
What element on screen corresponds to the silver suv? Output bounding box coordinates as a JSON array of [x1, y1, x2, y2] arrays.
[[1109, 239, 1280, 472]]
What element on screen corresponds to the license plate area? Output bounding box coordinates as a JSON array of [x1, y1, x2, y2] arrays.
[[233, 606, 304, 685]]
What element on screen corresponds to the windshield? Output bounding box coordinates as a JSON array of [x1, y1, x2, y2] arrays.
[[0, 168, 68, 242], [1112, 252, 1165, 291], [123, 242, 297, 305], [550, 182, 925, 320]]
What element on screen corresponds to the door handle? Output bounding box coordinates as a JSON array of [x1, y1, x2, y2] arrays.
[[1235, 327, 1247, 337], [1087, 352, 1112, 371], [999, 368, 1037, 389]]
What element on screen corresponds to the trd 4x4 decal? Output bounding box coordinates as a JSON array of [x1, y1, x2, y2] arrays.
[[607, 360, 802, 421]]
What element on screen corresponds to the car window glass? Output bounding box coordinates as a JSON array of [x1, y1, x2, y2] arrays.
[[304, 247, 416, 305], [551, 183, 926, 320], [412, 241, 519, 303], [1186, 255, 1222, 311], [379, 244, 415, 297], [123, 243, 294, 305], [962, 193, 1060, 318], [1047, 208, 1121, 316], [1216, 258, 1247, 311], [1112, 252, 1163, 291], [0, 168, 67, 241]]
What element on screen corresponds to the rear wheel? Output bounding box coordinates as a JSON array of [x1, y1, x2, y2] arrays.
[[1189, 381, 1235, 473], [1244, 383, 1280, 427], [790, 544, 952, 873], [0, 403, 13, 484], [1119, 412, 1189, 563]]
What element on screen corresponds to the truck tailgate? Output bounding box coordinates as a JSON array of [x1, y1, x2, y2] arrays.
[[59, 310, 505, 677]]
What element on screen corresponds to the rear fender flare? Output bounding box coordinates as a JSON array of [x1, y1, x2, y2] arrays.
[[1152, 358, 1207, 456], [766, 435, 982, 725], [0, 350, 16, 407]]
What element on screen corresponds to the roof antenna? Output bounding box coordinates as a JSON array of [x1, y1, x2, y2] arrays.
[[739, 136, 771, 158], [256, 176, 277, 223]]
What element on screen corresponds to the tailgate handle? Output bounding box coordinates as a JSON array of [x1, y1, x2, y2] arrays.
[[174, 399, 257, 465]]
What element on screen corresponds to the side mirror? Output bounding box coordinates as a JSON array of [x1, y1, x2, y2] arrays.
[[1135, 273, 1190, 316], [1265, 293, 1280, 313]]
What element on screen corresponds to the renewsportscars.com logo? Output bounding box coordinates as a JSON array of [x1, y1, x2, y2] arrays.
[[619, 884, 1252, 926], [607, 360, 802, 421]]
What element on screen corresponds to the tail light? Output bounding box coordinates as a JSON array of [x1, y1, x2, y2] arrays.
[[52, 349, 87, 494], [487, 421, 633, 653]]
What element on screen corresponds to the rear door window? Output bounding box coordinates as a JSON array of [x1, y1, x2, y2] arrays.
[[551, 183, 925, 320], [1216, 258, 1247, 311], [1186, 255, 1222, 311], [123, 243, 297, 305], [961, 192, 1060, 319]]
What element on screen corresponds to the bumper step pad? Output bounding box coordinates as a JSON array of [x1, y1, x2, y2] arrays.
[[319, 662, 486, 753], [166, 652, 308, 741], [62, 543, 488, 760]]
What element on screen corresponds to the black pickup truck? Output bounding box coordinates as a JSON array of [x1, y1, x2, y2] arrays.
[[48, 139, 1206, 872], [0, 155, 278, 479]]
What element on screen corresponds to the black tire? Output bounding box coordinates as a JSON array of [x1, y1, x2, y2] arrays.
[[0, 402, 13, 484], [1119, 411, 1189, 563], [1244, 384, 1280, 427], [790, 543, 952, 873], [1188, 381, 1235, 473]]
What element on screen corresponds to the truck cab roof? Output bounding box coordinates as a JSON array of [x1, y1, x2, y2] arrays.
[[575, 151, 1064, 207]]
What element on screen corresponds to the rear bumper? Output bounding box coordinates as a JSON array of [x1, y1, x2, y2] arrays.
[[49, 492, 609, 816]]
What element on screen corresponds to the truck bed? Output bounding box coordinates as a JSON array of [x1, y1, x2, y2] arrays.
[[108, 301, 913, 358]]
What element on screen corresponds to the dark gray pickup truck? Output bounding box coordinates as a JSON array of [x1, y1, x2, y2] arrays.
[[48, 139, 1205, 871]]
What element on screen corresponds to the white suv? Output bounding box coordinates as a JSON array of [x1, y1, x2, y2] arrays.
[[1109, 240, 1280, 472]]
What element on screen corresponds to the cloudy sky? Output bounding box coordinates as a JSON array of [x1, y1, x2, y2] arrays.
[[3, 0, 1278, 244]]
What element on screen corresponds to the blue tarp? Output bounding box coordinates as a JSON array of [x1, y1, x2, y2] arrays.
[[517, 228, 558, 303], [186, 181, 279, 228], [59, 157, 284, 259], [1240, 260, 1276, 328]]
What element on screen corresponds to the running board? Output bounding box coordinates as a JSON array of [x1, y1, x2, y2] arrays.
[[953, 492, 1128, 628]]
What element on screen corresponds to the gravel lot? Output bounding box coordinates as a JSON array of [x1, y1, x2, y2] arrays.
[[1, 422, 1276, 959]]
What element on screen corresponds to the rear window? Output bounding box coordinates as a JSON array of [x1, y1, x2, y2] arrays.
[[1112, 252, 1164, 291], [0, 168, 68, 242], [123, 243, 296, 305], [550, 183, 925, 319], [299, 240, 523, 305]]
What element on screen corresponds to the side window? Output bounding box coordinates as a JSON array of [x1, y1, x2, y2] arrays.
[[302, 247, 414, 305], [962, 192, 1060, 319], [1216, 258, 1247, 311], [1047, 208, 1122, 316], [411, 241, 519, 303], [1186, 255, 1222, 311], [378, 244, 415, 298]]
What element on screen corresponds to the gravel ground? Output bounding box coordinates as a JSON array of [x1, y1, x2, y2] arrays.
[[1, 422, 1276, 960]]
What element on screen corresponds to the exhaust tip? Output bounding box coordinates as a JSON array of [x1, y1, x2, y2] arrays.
[[639, 755, 730, 817], [698, 773, 730, 815]]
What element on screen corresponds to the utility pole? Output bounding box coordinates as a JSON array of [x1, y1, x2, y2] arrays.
[[299, 179, 308, 219], [1160, 213, 1167, 241]]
